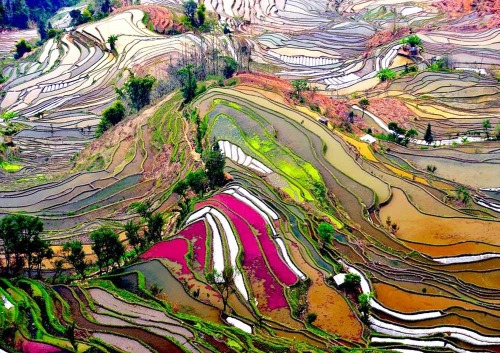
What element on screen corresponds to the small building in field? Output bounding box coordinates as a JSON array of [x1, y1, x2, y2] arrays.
[[360, 134, 377, 144], [333, 273, 346, 287], [318, 117, 328, 126]]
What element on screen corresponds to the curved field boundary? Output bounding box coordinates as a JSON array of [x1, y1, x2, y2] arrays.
[[434, 253, 500, 264]]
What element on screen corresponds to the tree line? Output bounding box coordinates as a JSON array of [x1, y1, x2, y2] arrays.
[[0, 0, 78, 29]]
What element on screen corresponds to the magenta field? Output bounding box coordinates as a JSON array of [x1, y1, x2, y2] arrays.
[[140, 192, 301, 311], [20, 341, 64, 353], [178, 220, 208, 270], [140, 238, 191, 276], [212, 194, 298, 286], [196, 198, 289, 310]]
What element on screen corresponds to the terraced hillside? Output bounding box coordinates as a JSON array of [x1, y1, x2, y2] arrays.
[[0, 1, 499, 353]]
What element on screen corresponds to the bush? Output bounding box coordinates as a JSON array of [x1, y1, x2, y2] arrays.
[[95, 100, 125, 137], [14, 39, 32, 59], [306, 312, 317, 324], [344, 273, 361, 290], [400, 34, 422, 47], [222, 56, 238, 78], [376, 68, 396, 82], [318, 222, 334, 246], [123, 74, 156, 111]]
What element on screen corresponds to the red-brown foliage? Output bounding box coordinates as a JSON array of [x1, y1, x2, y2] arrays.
[[114, 5, 185, 33]]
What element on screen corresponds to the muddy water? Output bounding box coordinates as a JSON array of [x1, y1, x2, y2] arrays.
[[373, 283, 500, 330], [54, 286, 186, 353], [196, 90, 380, 207], [380, 188, 500, 248], [289, 241, 364, 341], [123, 260, 222, 324], [196, 90, 401, 255], [407, 241, 500, 257]]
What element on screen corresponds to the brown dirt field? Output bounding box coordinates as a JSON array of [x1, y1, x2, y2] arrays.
[[409, 241, 500, 258], [350, 97, 417, 128], [380, 189, 500, 249], [113, 5, 185, 34], [288, 241, 364, 342], [432, 0, 500, 30], [364, 28, 410, 59], [236, 72, 350, 123], [374, 282, 500, 322], [433, 0, 500, 16]]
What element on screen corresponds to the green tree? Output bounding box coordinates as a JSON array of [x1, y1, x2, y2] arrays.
[[0, 214, 47, 278], [291, 79, 308, 98], [388, 122, 398, 132], [423, 123, 433, 144], [482, 119, 491, 139], [100, 0, 112, 14], [306, 312, 317, 324], [358, 98, 369, 119], [11, 0, 29, 29], [222, 56, 238, 79], [456, 186, 471, 206], [358, 292, 373, 322], [206, 265, 237, 313], [173, 180, 188, 196], [183, 0, 197, 25], [62, 240, 87, 278], [376, 68, 396, 82], [38, 19, 48, 41], [195, 2, 206, 27], [65, 322, 78, 351], [90, 227, 125, 274], [178, 64, 197, 103], [145, 213, 164, 243], [344, 273, 361, 291], [124, 74, 156, 111], [400, 35, 422, 47], [495, 125, 500, 140], [51, 259, 65, 284], [95, 100, 125, 137], [32, 239, 53, 278], [47, 28, 61, 39], [14, 38, 32, 59], [186, 170, 208, 194], [318, 222, 334, 247], [405, 128, 418, 139], [107, 34, 118, 51], [103, 100, 125, 125], [69, 9, 83, 25], [131, 200, 152, 219], [124, 220, 141, 253], [204, 144, 226, 188]]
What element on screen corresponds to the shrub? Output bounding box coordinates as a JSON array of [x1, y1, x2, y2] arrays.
[[222, 56, 238, 78], [426, 164, 437, 173], [400, 34, 422, 47], [306, 312, 317, 324], [376, 68, 396, 82], [95, 100, 125, 137], [123, 73, 156, 111], [15, 39, 32, 59], [318, 222, 334, 246], [344, 273, 361, 290]]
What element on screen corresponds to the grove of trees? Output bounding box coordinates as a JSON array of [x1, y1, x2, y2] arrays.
[[0, 214, 52, 278], [0, 0, 79, 29]]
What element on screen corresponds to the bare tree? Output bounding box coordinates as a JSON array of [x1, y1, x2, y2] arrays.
[[206, 265, 238, 313]]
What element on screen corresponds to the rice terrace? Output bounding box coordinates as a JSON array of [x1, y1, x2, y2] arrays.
[[0, 0, 499, 351]]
